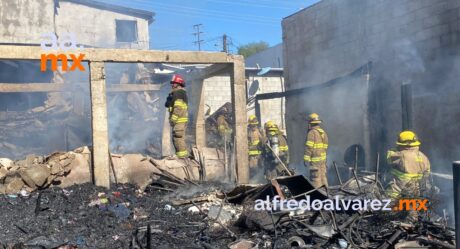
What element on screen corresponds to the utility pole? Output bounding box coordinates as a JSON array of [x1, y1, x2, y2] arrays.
[[193, 24, 204, 51], [222, 34, 228, 53]]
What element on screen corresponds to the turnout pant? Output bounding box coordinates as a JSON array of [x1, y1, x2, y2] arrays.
[[172, 122, 188, 158], [309, 162, 328, 188]]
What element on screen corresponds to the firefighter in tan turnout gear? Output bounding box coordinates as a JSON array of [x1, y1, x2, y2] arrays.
[[216, 103, 233, 148], [165, 74, 189, 158], [247, 115, 265, 177], [264, 121, 290, 179], [386, 130, 431, 199], [304, 113, 329, 188]]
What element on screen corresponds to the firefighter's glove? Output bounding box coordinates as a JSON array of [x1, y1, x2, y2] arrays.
[[165, 95, 173, 108]]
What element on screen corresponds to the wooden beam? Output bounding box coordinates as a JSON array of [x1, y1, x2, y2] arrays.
[[89, 62, 110, 189], [0, 83, 73, 92], [0, 45, 233, 64], [0, 83, 161, 92], [107, 84, 162, 92], [230, 56, 249, 184]]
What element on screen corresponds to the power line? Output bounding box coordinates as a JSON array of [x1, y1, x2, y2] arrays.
[[120, 0, 280, 25], [193, 24, 204, 51], [205, 0, 293, 10], [151, 7, 278, 25], [141, 1, 280, 22]]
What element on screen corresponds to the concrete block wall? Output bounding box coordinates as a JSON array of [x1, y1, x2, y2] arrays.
[[247, 75, 285, 130], [203, 76, 232, 115], [203, 74, 285, 130], [282, 0, 460, 175]]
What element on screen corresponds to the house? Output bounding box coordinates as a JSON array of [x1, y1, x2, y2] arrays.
[[0, 0, 154, 49]]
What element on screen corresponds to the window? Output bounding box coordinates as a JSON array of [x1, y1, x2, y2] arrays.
[[115, 20, 138, 43]]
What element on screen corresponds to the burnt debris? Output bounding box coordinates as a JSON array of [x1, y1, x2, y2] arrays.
[[0, 171, 455, 249]]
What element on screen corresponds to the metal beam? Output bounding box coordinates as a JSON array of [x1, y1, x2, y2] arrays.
[[453, 161, 460, 249], [254, 62, 371, 101], [230, 56, 249, 184], [0, 83, 162, 92], [401, 83, 413, 130], [89, 62, 110, 188], [0, 45, 232, 64]]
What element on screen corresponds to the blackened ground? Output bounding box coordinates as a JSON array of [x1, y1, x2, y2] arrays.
[[0, 183, 246, 249]]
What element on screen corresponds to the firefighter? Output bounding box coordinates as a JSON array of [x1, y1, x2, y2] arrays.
[[304, 113, 329, 188], [216, 104, 233, 148], [247, 115, 265, 177], [164, 74, 189, 158], [386, 130, 431, 199], [264, 121, 290, 179]]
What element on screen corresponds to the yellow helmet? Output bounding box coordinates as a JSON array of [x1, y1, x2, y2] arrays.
[[308, 113, 322, 124], [264, 121, 279, 132], [396, 130, 421, 146], [248, 115, 258, 125]]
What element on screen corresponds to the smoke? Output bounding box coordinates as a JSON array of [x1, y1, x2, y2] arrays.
[[105, 63, 166, 156], [0, 60, 91, 159]]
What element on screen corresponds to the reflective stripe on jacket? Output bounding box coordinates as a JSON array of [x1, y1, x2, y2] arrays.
[[168, 89, 188, 124], [386, 147, 430, 182], [248, 126, 264, 156], [217, 115, 232, 135], [304, 126, 328, 163]]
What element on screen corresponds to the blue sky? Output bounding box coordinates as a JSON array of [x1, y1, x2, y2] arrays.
[[98, 0, 319, 52]]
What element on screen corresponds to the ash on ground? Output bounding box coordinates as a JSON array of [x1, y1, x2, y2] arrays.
[[0, 183, 256, 249]]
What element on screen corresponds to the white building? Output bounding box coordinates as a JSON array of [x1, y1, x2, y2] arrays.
[[0, 0, 154, 49]]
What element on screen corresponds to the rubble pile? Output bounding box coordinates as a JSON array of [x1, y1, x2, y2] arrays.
[[0, 90, 90, 160], [0, 151, 79, 194], [0, 147, 206, 195], [0, 173, 456, 249], [0, 152, 456, 249], [221, 175, 456, 248]]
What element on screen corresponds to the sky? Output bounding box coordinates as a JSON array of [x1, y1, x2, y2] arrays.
[[98, 0, 320, 52]]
